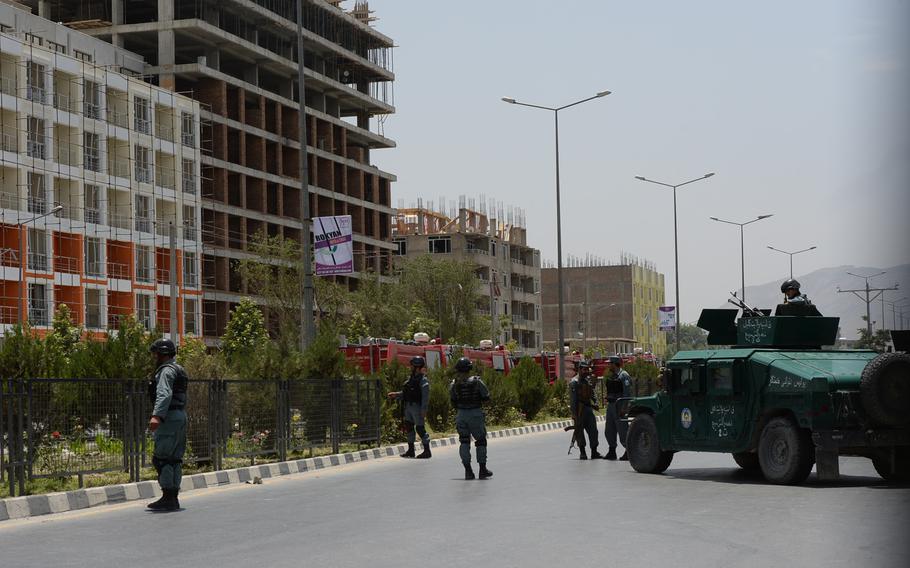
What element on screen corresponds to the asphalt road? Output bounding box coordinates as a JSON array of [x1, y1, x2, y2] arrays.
[[1, 428, 907, 568]]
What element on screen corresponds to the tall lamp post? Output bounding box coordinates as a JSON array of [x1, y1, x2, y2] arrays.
[[887, 297, 908, 330], [838, 271, 892, 337], [18, 205, 63, 324], [767, 245, 817, 279], [502, 90, 611, 380], [634, 173, 715, 352], [709, 214, 774, 302]]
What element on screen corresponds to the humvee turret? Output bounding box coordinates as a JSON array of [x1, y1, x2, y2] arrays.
[[624, 308, 910, 484]]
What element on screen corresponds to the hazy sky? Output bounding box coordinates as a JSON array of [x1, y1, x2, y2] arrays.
[[368, 0, 909, 323]]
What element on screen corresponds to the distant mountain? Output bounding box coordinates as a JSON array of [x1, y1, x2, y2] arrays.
[[717, 264, 909, 339]]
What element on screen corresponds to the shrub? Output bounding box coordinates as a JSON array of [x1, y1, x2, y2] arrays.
[[425, 366, 455, 432], [481, 367, 518, 425], [624, 359, 660, 396], [374, 360, 410, 444], [545, 378, 571, 418], [510, 357, 550, 420]]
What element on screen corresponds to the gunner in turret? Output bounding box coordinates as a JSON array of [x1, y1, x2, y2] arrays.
[[781, 279, 811, 305]]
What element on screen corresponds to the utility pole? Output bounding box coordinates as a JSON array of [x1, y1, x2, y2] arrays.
[[837, 271, 898, 337], [296, 0, 316, 350], [169, 222, 178, 343]]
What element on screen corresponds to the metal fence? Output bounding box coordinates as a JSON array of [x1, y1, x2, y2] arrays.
[[1, 378, 381, 497]]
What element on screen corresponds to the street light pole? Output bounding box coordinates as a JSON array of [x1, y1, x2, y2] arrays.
[[503, 90, 610, 380], [17, 205, 63, 324], [296, 0, 316, 350], [837, 271, 895, 337], [634, 173, 715, 352], [767, 245, 817, 279], [709, 214, 774, 302]]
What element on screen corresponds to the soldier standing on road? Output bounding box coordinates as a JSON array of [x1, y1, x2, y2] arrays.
[[449, 357, 493, 480], [146, 339, 189, 511], [387, 356, 432, 459], [603, 356, 632, 461], [568, 361, 602, 460]]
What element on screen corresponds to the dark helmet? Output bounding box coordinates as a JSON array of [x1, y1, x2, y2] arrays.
[[410, 356, 426, 368], [609, 355, 622, 366], [576, 360, 592, 370], [150, 338, 177, 356], [454, 357, 473, 372], [780, 279, 801, 293]]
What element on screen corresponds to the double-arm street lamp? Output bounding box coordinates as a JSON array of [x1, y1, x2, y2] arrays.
[[502, 90, 611, 380], [767, 245, 817, 279], [18, 205, 63, 324], [709, 214, 774, 303], [634, 173, 715, 352]]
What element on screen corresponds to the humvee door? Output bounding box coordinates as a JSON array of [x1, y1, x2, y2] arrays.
[[669, 361, 709, 448]]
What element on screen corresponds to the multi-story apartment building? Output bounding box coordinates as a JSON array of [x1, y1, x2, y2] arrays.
[[392, 200, 542, 352], [0, 3, 203, 337], [25, 0, 397, 340], [541, 256, 666, 356]]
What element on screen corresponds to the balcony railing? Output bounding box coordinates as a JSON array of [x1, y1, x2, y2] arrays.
[[85, 208, 101, 224], [55, 142, 80, 166], [27, 196, 47, 215], [0, 305, 18, 325], [85, 261, 105, 277], [0, 76, 16, 96], [54, 256, 79, 274], [108, 213, 130, 230], [27, 252, 49, 272], [135, 117, 151, 134], [182, 172, 196, 194], [156, 123, 174, 142], [184, 223, 197, 241], [136, 265, 155, 283], [53, 92, 78, 113], [156, 267, 171, 284], [0, 193, 19, 210], [26, 85, 46, 104], [53, 205, 77, 220], [135, 216, 152, 233], [155, 168, 175, 190], [1, 127, 17, 152], [28, 305, 49, 326], [156, 221, 173, 237], [84, 153, 101, 172], [466, 246, 488, 256], [0, 247, 19, 267], [83, 101, 102, 120], [181, 130, 195, 147], [27, 139, 46, 159], [135, 165, 152, 184], [184, 272, 199, 288], [107, 262, 130, 280]]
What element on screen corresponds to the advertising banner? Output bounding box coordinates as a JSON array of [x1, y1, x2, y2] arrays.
[[658, 306, 677, 331], [314, 215, 353, 275]]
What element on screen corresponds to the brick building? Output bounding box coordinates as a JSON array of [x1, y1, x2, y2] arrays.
[[0, 3, 203, 337], [23, 0, 397, 340], [392, 199, 542, 352], [541, 255, 666, 355]]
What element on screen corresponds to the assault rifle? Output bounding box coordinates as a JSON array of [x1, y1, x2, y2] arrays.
[[727, 292, 765, 318], [567, 401, 583, 455]]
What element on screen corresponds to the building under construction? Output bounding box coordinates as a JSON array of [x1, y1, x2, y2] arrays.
[[20, 0, 396, 339], [392, 197, 542, 352]]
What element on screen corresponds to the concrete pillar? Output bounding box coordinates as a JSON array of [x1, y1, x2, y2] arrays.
[[111, 0, 125, 47], [204, 48, 220, 70], [158, 0, 176, 91], [243, 63, 259, 87]]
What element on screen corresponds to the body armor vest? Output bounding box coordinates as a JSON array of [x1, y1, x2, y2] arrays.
[[148, 362, 189, 409], [402, 375, 423, 404], [577, 378, 594, 403], [605, 376, 623, 401], [454, 376, 483, 409]]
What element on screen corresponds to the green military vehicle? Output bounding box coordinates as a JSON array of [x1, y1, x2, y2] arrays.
[[624, 305, 910, 485]]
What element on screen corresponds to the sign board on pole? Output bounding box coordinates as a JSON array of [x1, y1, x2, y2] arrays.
[[658, 306, 677, 331], [314, 215, 353, 275]]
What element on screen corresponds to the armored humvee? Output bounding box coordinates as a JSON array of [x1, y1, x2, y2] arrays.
[[624, 307, 910, 484]]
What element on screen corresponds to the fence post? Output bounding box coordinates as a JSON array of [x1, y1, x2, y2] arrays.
[[374, 379, 381, 447], [331, 379, 341, 455], [278, 380, 288, 463]]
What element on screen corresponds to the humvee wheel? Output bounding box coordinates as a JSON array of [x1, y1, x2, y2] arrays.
[[758, 417, 814, 485], [861, 353, 910, 427], [872, 448, 910, 482], [627, 414, 674, 474], [732, 452, 760, 471]]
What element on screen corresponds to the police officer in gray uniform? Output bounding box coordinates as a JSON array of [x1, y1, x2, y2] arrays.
[[449, 357, 492, 480], [603, 355, 632, 461], [568, 361, 602, 460], [388, 356, 432, 459], [146, 339, 189, 511]]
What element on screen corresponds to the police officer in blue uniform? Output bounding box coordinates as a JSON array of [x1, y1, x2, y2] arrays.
[[603, 355, 632, 461], [388, 356, 432, 459], [146, 338, 188, 511], [568, 361, 602, 460], [449, 357, 492, 480]]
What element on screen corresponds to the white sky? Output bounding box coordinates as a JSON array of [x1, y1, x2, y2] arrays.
[[368, 0, 909, 324]]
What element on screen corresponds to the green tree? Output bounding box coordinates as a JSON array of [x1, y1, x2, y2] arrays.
[[510, 356, 550, 420], [348, 270, 410, 339], [664, 323, 709, 359], [221, 298, 269, 366], [855, 316, 891, 352]]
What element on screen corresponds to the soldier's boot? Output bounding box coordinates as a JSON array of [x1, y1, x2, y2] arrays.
[[603, 447, 617, 460], [415, 446, 432, 459], [464, 465, 476, 480], [591, 449, 604, 459], [400, 444, 415, 458], [619, 451, 629, 461], [146, 492, 167, 510], [478, 464, 493, 479], [579, 448, 588, 460], [161, 489, 180, 511]]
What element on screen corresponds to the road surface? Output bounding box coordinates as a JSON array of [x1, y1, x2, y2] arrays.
[[1, 428, 907, 568]]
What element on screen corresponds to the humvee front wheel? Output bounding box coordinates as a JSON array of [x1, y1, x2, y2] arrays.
[[758, 417, 814, 485], [732, 452, 760, 471], [627, 414, 674, 474]]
